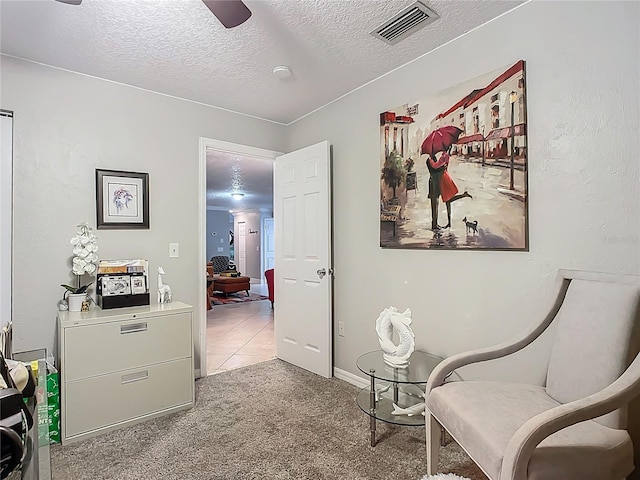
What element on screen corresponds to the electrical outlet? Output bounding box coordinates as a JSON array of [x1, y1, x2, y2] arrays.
[[169, 243, 179, 258], [338, 321, 345, 337]]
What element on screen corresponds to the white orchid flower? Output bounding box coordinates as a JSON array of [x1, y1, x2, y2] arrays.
[[68, 222, 99, 289]]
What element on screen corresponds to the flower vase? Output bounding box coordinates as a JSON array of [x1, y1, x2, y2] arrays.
[[67, 293, 87, 312]]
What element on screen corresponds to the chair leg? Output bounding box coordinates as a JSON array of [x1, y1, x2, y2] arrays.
[[426, 412, 441, 475]]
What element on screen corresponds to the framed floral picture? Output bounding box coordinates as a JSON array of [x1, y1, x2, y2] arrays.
[[96, 169, 149, 229]]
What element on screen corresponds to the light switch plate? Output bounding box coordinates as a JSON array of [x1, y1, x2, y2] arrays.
[[169, 243, 179, 258]]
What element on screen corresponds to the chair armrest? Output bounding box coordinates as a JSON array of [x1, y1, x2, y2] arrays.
[[426, 341, 527, 394], [501, 352, 640, 480], [426, 276, 570, 395]]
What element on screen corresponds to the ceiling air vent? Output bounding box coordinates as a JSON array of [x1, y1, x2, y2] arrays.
[[371, 1, 439, 45]]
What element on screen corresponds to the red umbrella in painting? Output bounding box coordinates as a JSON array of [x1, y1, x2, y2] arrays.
[[421, 126, 463, 157]]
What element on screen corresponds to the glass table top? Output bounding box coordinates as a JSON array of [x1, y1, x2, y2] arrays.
[[356, 350, 445, 384]]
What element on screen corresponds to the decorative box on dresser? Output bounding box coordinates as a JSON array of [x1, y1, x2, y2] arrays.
[[57, 301, 195, 445]]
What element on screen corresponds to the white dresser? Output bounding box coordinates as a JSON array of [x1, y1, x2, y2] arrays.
[[57, 301, 195, 445]]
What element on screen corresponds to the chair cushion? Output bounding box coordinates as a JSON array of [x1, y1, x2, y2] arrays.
[[546, 279, 640, 428], [211, 256, 230, 273], [427, 381, 633, 480]]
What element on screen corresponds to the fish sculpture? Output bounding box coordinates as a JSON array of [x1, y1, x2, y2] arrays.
[[375, 306, 415, 368], [400, 384, 426, 398], [375, 383, 392, 402], [391, 402, 425, 417]]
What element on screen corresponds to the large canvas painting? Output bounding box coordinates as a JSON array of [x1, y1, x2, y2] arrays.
[[380, 60, 528, 250]]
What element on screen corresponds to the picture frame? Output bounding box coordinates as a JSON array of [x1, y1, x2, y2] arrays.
[[101, 275, 132, 296], [131, 275, 147, 295], [379, 60, 529, 251], [96, 169, 149, 229]]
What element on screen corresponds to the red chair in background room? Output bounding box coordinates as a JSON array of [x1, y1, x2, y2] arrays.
[[265, 269, 274, 308]]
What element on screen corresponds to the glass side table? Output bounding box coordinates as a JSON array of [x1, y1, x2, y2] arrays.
[[355, 350, 449, 447]]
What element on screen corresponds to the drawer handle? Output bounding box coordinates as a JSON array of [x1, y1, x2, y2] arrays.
[[121, 370, 149, 385], [120, 322, 148, 334]]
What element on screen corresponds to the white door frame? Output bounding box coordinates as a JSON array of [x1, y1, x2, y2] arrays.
[[198, 138, 281, 377], [1, 111, 13, 339]]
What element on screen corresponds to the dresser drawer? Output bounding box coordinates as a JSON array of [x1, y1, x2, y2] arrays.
[[63, 312, 192, 381], [64, 357, 193, 438]]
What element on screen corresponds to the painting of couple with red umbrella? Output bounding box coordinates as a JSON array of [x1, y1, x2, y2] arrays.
[[380, 60, 529, 250]]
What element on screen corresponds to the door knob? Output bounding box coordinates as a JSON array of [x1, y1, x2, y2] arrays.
[[316, 268, 334, 279]]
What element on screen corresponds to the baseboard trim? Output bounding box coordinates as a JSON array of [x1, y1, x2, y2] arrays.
[[333, 367, 368, 388]]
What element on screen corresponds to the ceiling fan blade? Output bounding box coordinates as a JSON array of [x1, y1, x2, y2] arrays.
[[54, 0, 83, 4], [202, 0, 252, 29]]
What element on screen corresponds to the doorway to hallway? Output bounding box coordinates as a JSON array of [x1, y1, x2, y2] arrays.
[[199, 137, 280, 377]]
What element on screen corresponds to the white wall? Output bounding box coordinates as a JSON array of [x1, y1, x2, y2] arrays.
[[287, 1, 640, 383], [2, 0, 639, 392], [206, 209, 231, 261], [0, 56, 287, 368]]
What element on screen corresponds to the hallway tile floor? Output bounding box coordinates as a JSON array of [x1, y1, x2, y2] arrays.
[[206, 281, 275, 375]]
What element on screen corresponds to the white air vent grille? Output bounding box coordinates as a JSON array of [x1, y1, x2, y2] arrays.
[[371, 1, 439, 45]]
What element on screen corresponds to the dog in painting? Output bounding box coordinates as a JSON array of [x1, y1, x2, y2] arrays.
[[462, 216, 478, 235]]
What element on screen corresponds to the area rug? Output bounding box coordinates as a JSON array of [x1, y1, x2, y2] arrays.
[[50, 359, 487, 480], [210, 291, 268, 305]]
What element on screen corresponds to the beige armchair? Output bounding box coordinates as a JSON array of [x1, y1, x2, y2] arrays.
[[426, 269, 640, 480]]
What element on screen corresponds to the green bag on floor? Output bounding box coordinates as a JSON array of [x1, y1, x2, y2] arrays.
[[46, 364, 60, 444]]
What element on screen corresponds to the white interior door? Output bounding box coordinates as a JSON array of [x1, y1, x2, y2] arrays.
[[274, 141, 332, 378], [238, 222, 247, 275], [263, 217, 274, 274]]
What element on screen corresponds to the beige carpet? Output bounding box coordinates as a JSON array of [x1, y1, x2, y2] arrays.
[[420, 475, 472, 480], [51, 359, 487, 480]]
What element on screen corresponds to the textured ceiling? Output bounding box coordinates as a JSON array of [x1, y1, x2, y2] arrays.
[[1, 0, 523, 211], [0, 0, 523, 125], [206, 149, 274, 211]]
